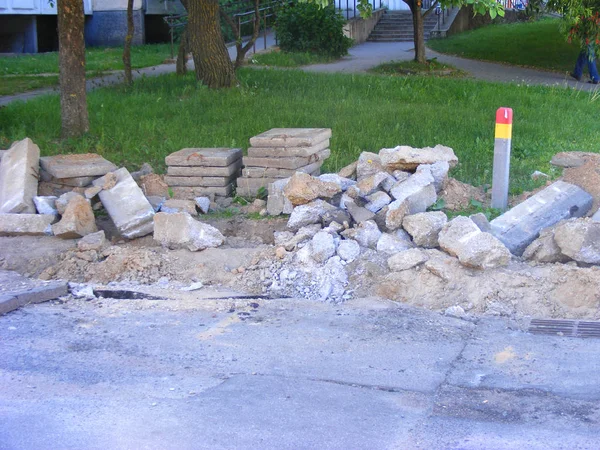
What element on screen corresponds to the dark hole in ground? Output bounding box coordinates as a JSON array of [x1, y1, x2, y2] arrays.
[[93, 289, 166, 300]]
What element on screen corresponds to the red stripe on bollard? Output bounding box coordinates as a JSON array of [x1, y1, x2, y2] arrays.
[[496, 107, 513, 125]]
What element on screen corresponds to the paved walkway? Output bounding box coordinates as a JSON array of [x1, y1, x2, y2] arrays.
[[1, 35, 597, 106], [305, 40, 600, 92]]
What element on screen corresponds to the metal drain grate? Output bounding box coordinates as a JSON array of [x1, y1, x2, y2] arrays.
[[529, 319, 600, 338]]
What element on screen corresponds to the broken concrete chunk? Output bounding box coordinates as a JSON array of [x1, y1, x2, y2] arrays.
[[490, 181, 593, 256], [51, 194, 98, 239], [140, 173, 170, 198], [469, 213, 491, 233], [389, 166, 437, 214], [267, 178, 293, 216], [338, 161, 358, 180], [337, 239, 361, 262], [402, 211, 447, 248], [356, 152, 383, 181], [281, 224, 322, 251], [77, 230, 108, 252], [93, 168, 155, 239], [379, 144, 458, 171], [522, 226, 570, 263], [153, 212, 224, 251], [33, 196, 58, 216], [356, 172, 389, 196], [318, 174, 357, 191], [364, 191, 392, 214], [310, 231, 337, 263], [321, 208, 351, 228], [84, 185, 102, 199], [284, 172, 341, 206], [56, 192, 81, 215], [287, 200, 336, 230], [376, 232, 415, 255], [0, 214, 55, 236], [439, 216, 511, 269], [346, 200, 376, 224], [195, 197, 211, 214], [385, 199, 409, 231], [0, 138, 39, 214], [249, 128, 331, 148], [160, 199, 197, 216], [341, 220, 381, 249], [40, 153, 117, 178], [553, 218, 600, 264], [427, 160, 450, 192], [388, 248, 429, 271], [130, 162, 154, 181]]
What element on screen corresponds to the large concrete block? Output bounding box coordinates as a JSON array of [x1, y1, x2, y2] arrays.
[[40, 153, 117, 178], [267, 178, 293, 216], [166, 159, 242, 177], [164, 175, 236, 187], [247, 139, 330, 158], [165, 148, 242, 167], [93, 168, 155, 239], [0, 214, 55, 236], [172, 184, 234, 199], [249, 128, 331, 148], [490, 181, 593, 256], [39, 169, 97, 187], [243, 149, 330, 170], [242, 160, 324, 178], [0, 138, 40, 214]]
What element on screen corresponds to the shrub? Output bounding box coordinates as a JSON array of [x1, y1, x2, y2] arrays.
[[275, 3, 353, 57]]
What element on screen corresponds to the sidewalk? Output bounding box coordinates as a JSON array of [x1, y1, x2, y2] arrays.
[[1, 35, 597, 106], [304, 40, 600, 92]]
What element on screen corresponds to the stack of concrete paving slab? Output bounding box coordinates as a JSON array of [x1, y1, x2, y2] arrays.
[[164, 148, 243, 200], [236, 128, 332, 197], [39, 153, 117, 196]]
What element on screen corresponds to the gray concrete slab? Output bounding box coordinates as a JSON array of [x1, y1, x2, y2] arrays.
[[0, 294, 599, 448]]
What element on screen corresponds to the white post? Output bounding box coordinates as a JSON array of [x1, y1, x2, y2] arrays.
[[491, 107, 513, 211]]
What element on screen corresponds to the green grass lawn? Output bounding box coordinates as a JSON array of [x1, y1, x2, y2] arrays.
[[0, 44, 172, 95], [249, 50, 337, 67], [0, 44, 172, 76], [1, 68, 598, 195], [427, 18, 581, 73], [0, 76, 59, 96], [370, 60, 466, 77]]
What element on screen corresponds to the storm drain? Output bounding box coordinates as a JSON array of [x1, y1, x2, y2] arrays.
[[529, 319, 600, 338]]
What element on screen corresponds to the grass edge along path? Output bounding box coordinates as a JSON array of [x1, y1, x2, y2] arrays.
[[1, 68, 598, 195], [427, 18, 581, 73]]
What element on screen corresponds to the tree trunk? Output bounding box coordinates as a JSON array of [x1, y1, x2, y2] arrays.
[[57, 0, 89, 137], [123, 0, 134, 85], [412, 2, 426, 64], [176, 28, 189, 75], [187, 0, 236, 88]]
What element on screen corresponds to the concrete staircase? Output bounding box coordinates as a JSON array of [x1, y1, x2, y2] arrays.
[[367, 10, 439, 42]]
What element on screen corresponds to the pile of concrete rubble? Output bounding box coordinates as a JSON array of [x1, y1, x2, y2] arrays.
[[2, 136, 600, 304], [0, 138, 227, 252]]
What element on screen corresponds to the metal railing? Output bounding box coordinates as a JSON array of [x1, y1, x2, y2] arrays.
[[333, 0, 382, 20]]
